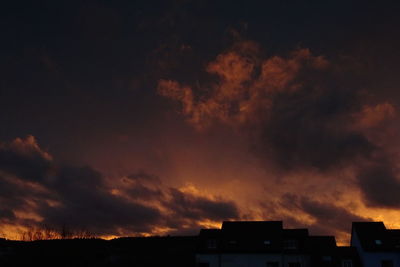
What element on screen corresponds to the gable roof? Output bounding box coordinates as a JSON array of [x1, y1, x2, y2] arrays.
[[304, 236, 337, 253], [283, 228, 309, 238], [221, 221, 283, 236], [199, 229, 221, 238], [352, 221, 400, 252], [198, 221, 341, 254]]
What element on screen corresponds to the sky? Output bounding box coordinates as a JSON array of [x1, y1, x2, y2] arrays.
[[1, 0, 400, 244]]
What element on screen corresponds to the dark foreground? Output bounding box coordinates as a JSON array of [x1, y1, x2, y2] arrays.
[[0, 236, 197, 267]]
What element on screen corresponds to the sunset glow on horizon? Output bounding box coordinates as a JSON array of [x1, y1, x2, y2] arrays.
[[1, 1, 400, 247]]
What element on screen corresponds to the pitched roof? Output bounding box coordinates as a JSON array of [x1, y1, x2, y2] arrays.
[[304, 236, 337, 253], [198, 221, 341, 254], [199, 229, 221, 238], [283, 228, 309, 238], [221, 221, 283, 236], [352, 221, 400, 252]]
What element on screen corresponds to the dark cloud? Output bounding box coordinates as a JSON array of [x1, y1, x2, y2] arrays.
[[0, 137, 55, 227], [276, 194, 369, 239], [0, 136, 240, 237], [0, 136, 52, 182], [357, 158, 400, 208], [0, 182, 35, 223], [159, 40, 400, 213], [255, 192, 369, 244], [125, 183, 164, 201], [0, 208, 15, 221], [167, 188, 239, 222], [257, 78, 374, 171], [122, 172, 164, 201], [37, 166, 163, 234], [0, 137, 164, 235], [126, 171, 160, 182], [158, 45, 377, 171], [297, 196, 368, 234]]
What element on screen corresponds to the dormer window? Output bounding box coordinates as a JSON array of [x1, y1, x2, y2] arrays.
[[375, 239, 383, 245], [322, 256, 332, 261], [394, 238, 400, 248], [207, 239, 217, 249], [228, 240, 237, 245], [342, 259, 353, 267], [284, 239, 298, 249]]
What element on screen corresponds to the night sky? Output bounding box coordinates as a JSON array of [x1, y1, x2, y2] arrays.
[[1, 0, 400, 244]]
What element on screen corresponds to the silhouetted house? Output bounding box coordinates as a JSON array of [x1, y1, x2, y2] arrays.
[[351, 222, 400, 267], [305, 236, 360, 267], [196, 221, 360, 267]]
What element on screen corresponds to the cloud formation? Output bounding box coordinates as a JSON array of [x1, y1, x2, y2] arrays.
[[0, 136, 239, 238], [357, 157, 400, 208], [158, 41, 400, 212], [0, 43, 398, 244], [158, 42, 331, 131]]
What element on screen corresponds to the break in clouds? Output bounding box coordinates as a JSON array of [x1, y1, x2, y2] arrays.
[[158, 40, 400, 210]]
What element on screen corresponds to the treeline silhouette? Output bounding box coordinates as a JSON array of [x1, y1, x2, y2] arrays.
[[0, 225, 197, 267], [19, 224, 95, 241]]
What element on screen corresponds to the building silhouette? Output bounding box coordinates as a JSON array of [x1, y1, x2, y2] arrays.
[[196, 221, 360, 267], [351, 222, 400, 267], [1, 221, 400, 266]]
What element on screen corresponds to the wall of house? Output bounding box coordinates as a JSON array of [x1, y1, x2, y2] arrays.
[[196, 254, 220, 267], [196, 253, 309, 267], [357, 252, 399, 267]]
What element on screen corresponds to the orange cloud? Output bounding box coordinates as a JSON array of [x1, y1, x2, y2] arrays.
[[158, 43, 330, 129], [354, 102, 396, 129], [157, 40, 400, 246], [0, 138, 241, 239], [4, 135, 52, 161]]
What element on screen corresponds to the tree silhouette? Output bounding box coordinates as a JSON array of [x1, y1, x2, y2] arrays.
[[19, 224, 96, 241]]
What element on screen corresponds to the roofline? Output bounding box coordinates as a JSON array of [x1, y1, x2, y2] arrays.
[[222, 220, 283, 224]]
